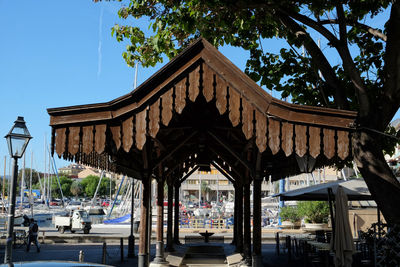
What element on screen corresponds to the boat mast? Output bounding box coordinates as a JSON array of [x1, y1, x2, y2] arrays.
[[20, 153, 26, 210], [43, 135, 47, 205], [49, 147, 65, 207], [48, 146, 51, 203], [2, 156, 6, 214], [91, 170, 105, 207], [30, 150, 33, 217]]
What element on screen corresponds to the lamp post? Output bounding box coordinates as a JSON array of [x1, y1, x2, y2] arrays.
[[4, 116, 32, 264]]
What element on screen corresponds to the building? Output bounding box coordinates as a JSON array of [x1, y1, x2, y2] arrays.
[[58, 163, 121, 181], [58, 163, 85, 178], [179, 165, 357, 204], [77, 168, 101, 179], [181, 167, 272, 203]]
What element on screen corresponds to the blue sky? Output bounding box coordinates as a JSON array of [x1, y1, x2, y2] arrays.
[[0, 1, 399, 176]]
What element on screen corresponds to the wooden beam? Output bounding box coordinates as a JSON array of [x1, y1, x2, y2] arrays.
[[208, 147, 244, 180], [210, 162, 235, 184], [115, 164, 143, 180], [152, 131, 198, 172], [164, 151, 195, 182], [179, 165, 200, 184], [207, 131, 254, 176]]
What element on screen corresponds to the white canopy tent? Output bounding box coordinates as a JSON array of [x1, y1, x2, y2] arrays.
[[273, 179, 373, 201]]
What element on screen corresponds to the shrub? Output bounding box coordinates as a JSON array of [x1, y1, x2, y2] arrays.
[[297, 201, 330, 223], [280, 206, 301, 223]]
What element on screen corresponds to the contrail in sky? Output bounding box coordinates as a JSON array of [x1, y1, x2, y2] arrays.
[[97, 6, 104, 78]]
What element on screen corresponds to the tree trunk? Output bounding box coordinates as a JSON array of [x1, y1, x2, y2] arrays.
[[353, 130, 400, 225]]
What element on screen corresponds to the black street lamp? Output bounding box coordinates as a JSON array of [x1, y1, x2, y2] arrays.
[[4, 116, 32, 264]]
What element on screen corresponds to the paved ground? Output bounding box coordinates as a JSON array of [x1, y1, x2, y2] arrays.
[[0, 225, 310, 266], [0, 242, 306, 267]]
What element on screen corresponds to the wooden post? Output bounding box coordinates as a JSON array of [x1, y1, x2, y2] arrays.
[[173, 182, 180, 244], [102, 242, 106, 264], [138, 176, 151, 267], [41, 231, 45, 244], [231, 183, 237, 245], [153, 178, 168, 264], [128, 178, 135, 258], [286, 235, 292, 262], [252, 177, 262, 266], [242, 182, 252, 266], [327, 188, 335, 242], [235, 184, 243, 253], [165, 181, 174, 252], [276, 232, 280, 256], [79, 250, 84, 262], [120, 237, 124, 262]]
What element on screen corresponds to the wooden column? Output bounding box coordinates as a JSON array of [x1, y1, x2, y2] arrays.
[[252, 178, 262, 266], [174, 182, 181, 244], [128, 178, 135, 258], [138, 176, 151, 267], [231, 183, 237, 245], [165, 182, 174, 252], [235, 184, 243, 253], [153, 178, 168, 264], [242, 181, 252, 266]]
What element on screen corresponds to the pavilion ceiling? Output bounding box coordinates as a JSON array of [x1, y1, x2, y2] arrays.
[[48, 38, 357, 182]]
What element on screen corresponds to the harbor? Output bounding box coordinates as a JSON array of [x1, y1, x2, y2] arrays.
[[1, 1, 400, 266]]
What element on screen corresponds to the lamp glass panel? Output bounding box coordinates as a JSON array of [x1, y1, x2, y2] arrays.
[[11, 136, 27, 158], [6, 137, 12, 157], [11, 124, 28, 135]]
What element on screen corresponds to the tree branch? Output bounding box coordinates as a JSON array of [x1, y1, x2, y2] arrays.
[[381, 1, 400, 129], [280, 8, 340, 47], [336, 3, 347, 44], [276, 11, 348, 109], [319, 19, 387, 42], [333, 4, 370, 117]]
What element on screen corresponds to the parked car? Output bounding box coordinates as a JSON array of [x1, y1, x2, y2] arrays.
[[54, 210, 92, 234], [49, 200, 60, 206], [66, 201, 82, 210]]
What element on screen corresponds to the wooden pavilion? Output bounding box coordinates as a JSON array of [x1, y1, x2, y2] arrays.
[[47, 38, 357, 267]]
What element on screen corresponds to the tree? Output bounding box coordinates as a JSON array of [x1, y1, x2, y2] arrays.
[[18, 168, 40, 187], [80, 175, 100, 197], [110, 1, 400, 224], [70, 181, 83, 197], [50, 175, 73, 198], [0, 176, 9, 194], [80, 175, 115, 198], [280, 206, 301, 223], [201, 181, 211, 202], [99, 177, 116, 198], [297, 201, 330, 224]]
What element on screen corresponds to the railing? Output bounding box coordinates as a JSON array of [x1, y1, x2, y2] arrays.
[[179, 218, 234, 229]]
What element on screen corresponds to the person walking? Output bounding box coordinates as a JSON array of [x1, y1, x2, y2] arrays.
[[26, 218, 40, 252]]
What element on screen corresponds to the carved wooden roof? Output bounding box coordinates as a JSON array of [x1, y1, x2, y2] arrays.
[[48, 38, 356, 182]]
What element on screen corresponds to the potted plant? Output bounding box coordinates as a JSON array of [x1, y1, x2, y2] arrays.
[[297, 201, 330, 229], [280, 206, 301, 229]]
